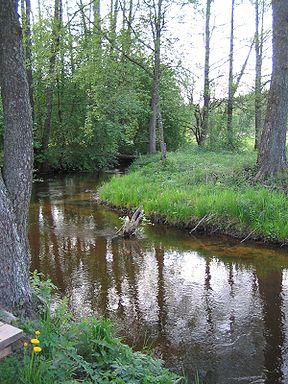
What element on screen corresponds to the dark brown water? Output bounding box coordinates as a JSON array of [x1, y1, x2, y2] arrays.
[[29, 174, 288, 384]]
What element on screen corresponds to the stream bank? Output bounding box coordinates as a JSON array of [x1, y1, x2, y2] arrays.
[[99, 149, 288, 246]]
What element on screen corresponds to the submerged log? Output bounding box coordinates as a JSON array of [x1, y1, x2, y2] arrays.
[[121, 206, 144, 238]]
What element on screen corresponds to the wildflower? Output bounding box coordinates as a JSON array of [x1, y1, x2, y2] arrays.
[[35, 330, 40, 337], [33, 346, 42, 353], [23, 342, 28, 348], [30, 338, 40, 345]]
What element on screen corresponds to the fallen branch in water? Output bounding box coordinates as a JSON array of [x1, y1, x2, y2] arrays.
[[190, 214, 214, 233], [117, 206, 144, 238], [240, 229, 257, 243]]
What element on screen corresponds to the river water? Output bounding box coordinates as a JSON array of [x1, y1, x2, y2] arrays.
[[29, 174, 288, 384]]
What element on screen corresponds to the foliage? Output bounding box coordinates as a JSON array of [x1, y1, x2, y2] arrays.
[[29, 5, 187, 173], [99, 146, 288, 242], [185, 90, 267, 151], [0, 273, 184, 384]]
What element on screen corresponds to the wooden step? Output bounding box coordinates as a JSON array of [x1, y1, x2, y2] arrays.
[[0, 321, 23, 359]]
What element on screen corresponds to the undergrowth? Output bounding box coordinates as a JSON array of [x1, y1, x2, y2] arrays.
[[99, 147, 288, 243], [0, 272, 187, 384]]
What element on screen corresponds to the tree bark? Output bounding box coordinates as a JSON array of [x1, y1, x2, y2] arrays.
[[37, 0, 42, 22], [158, 111, 166, 160], [199, 0, 212, 146], [0, 0, 33, 312], [227, 0, 235, 148], [109, 0, 119, 53], [66, 0, 75, 74], [121, 207, 144, 238], [41, 0, 62, 155], [93, 0, 102, 52], [148, 0, 163, 154], [120, 0, 134, 59], [254, 0, 264, 149], [149, 59, 160, 153], [256, 0, 288, 178], [21, 0, 34, 118]]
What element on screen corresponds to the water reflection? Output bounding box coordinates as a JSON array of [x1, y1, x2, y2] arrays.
[[29, 174, 288, 384]]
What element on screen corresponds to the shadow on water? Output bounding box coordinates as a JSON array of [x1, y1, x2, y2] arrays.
[[29, 174, 288, 384]]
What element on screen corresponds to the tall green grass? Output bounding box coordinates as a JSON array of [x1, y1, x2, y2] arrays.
[[99, 148, 288, 242]]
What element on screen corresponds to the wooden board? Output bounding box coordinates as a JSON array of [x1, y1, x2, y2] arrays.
[[0, 321, 23, 352], [0, 346, 11, 359]]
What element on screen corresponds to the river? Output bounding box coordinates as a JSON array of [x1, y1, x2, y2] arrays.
[[29, 173, 288, 384]]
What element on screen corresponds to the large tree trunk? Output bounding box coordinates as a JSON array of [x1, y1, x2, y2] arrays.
[[256, 0, 288, 179], [21, 0, 34, 118], [0, 0, 33, 312]]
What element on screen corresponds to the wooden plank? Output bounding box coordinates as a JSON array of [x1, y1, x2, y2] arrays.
[[0, 323, 23, 350], [0, 346, 11, 360]]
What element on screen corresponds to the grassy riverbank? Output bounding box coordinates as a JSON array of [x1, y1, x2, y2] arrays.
[[99, 147, 288, 244]]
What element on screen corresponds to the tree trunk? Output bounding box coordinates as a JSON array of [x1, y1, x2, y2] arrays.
[[0, 0, 33, 312], [66, 0, 75, 74], [254, 0, 264, 150], [37, 0, 42, 22], [256, 0, 288, 178], [41, 0, 62, 155], [227, 0, 235, 148], [79, 0, 89, 37], [158, 111, 166, 160], [93, 0, 102, 52], [109, 0, 119, 53], [148, 0, 162, 154], [120, 0, 134, 59], [121, 207, 144, 238], [149, 65, 160, 153], [199, 0, 212, 146], [21, 0, 34, 118]]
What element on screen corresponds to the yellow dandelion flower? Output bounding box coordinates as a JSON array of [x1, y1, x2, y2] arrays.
[[33, 346, 42, 353], [30, 338, 40, 345], [35, 330, 41, 337], [23, 342, 28, 348]]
